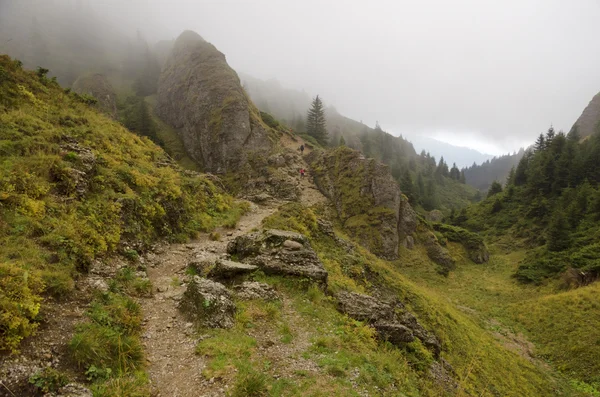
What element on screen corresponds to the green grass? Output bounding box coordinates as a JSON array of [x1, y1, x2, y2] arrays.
[[259, 203, 584, 396], [0, 55, 244, 352]]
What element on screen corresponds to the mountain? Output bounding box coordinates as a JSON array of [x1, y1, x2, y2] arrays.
[[570, 90, 600, 138], [462, 149, 525, 191], [409, 135, 494, 169], [156, 31, 275, 174], [242, 74, 479, 212]]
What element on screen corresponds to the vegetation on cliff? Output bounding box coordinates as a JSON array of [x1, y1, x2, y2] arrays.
[[0, 55, 244, 352]]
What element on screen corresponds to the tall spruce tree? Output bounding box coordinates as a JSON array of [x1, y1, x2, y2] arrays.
[[306, 95, 328, 145]]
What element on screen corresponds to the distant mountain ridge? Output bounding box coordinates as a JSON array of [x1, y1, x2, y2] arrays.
[[409, 135, 494, 169]]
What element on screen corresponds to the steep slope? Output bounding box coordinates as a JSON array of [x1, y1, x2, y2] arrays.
[[449, 125, 600, 389], [156, 31, 276, 174], [570, 91, 600, 139], [0, 55, 244, 354]]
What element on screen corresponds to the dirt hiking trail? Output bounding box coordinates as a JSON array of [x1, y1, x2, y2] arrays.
[[141, 137, 328, 396]]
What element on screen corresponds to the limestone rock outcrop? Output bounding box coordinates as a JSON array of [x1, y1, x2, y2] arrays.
[[71, 74, 117, 118], [234, 281, 279, 301], [336, 291, 441, 356], [227, 229, 328, 284], [308, 147, 417, 259], [570, 91, 600, 138], [156, 30, 275, 174]]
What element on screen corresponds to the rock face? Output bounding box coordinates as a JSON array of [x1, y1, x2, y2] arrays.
[[234, 281, 279, 301], [227, 229, 328, 284], [308, 147, 417, 259], [336, 291, 441, 356], [178, 276, 235, 328], [570, 91, 600, 138], [71, 74, 118, 118], [424, 232, 455, 275], [156, 30, 274, 174]]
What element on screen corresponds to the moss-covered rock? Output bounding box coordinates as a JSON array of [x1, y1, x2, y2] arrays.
[[308, 147, 417, 259], [71, 73, 118, 118]]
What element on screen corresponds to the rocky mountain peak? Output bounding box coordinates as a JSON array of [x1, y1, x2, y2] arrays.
[[571, 91, 600, 138], [156, 30, 275, 174]]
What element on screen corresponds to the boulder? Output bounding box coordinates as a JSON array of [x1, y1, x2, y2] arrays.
[[234, 281, 279, 301], [336, 291, 395, 323], [227, 230, 327, 284], [283, 240, 303, 251], [178, 277, 235, 328], [156, 30, 274, 173], [207, 259, 257, 279], [397, 312, 441, 356], [426, 210, 444, 223], [374, 321, 415, 344]]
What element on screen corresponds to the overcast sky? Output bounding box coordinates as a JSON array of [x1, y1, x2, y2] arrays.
[[100, 0, 600, 154]]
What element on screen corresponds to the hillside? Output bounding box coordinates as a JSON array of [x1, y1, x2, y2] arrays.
[[447, 125, 600, 390], [462, 149, 525, 191], [0, 55, 247, 394], [242, 74, 479, 213]]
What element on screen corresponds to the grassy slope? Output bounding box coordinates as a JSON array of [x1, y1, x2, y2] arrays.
[[255, 203, 581, 396], [399, 241, 600, 395], [0, 55, 243, 352]]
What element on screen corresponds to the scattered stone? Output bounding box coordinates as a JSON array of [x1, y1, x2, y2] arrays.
[[234, 282, 279, 301], [178, 277, 236, 329], [426, 209, 444, 223], [429, 359, 458, 392], [47, 383, 93, 397], [207, 259, 258, 279], [282, 240, 303, 251]]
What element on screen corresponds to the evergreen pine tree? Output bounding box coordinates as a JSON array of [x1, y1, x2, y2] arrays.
[[534, 133, 546, 152], [339, 135, 346, 146], [400, 169, 417, 203], [546, 212, 570, 252], [459, 170, 466, 184], [487, 181, 503, 197], [306, 95, 328, 145]]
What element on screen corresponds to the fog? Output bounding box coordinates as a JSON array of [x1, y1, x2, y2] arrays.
[[2, 0, 600, 154]]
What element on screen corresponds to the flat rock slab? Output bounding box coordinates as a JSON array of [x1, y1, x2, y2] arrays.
[[208, 259, 258, 279]]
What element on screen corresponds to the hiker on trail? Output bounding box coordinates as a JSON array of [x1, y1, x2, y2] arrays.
[[300, 144, 305, 154], [300, 168, 305, 178]]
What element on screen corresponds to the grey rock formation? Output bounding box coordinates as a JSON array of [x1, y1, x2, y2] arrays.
[[207, 259, 257, 279], [227, 229, 328, 284], [234, 281, 279, 301], [156, 30, 274, 174], [336, 290, 440, 356], [424, 233, 455, 275], [426, 210, 444, 223], [47, 384, 93, 397], [71, 74, 118, 118], [336, 291, 395, 323], [178, 276, 235, 328], [570, 91, 600, 138], [308, 147, 417, 260], [373, 321, 415, 344], [54, 142, 96, 197]]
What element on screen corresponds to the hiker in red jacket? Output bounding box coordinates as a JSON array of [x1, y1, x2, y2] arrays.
[[300, 168, 305, 178]]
